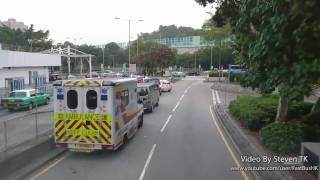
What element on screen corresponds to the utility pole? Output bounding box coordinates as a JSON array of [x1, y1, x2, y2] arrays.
[[210, 45, 213, 70], [137, 34, 139, 57], [219, 40, 222, 81], [102, 47, 105, 70], [115, 17, 143, 72], [194, 53, 197, 74], [128, 20, 131, 67]]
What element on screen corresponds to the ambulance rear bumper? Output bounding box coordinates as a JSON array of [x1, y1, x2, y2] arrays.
[[56, 143, 115, 151]]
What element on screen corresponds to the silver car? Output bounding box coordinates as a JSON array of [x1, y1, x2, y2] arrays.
[[137, 83, 160, 113]]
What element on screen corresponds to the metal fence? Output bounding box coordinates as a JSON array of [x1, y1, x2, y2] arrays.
[[0, 109, 53, 152]]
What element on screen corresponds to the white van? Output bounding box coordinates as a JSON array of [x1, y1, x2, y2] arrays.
[[53, 78, 144, 152]]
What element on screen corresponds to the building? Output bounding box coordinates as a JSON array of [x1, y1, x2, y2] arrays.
[[0, 44, 61, 89], [0, 18, 28, 30], [117, 42, 128, 49], [146, 36, 209, 54]]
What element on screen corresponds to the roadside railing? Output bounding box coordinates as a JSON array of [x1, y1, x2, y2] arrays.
[[0, 108, 53, 153]]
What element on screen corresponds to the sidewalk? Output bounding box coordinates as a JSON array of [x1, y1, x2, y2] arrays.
[[211, 83, 316, 180]]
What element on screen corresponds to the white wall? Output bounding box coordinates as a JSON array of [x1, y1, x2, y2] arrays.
[[0, 67, 49, 88], [0, 50, 61, 69]]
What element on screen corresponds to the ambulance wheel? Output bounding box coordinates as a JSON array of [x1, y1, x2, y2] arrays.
[[138, 115, 144, 128], [123, 134, 128, 145]]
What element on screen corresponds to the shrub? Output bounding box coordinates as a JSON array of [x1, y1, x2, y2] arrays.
[[229, 72, 243, 82], [229, 96, 275, 130], [260, 122, 317, 153], [208, 71, 219, 77], [229, 95, 314, 130], [208, 70, 226, 77], [288, 102, 313, 119]]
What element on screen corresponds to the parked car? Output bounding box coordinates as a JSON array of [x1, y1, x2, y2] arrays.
[[187, 71, 200, 76], [172, 71, 186, 77], [137, 83, 160, 113], [131, 75, 144, 83], [85, 72, 99, 78], [228, 64, 244, 73], [0, 89, 50, 111], [143, 77, 162, 96], [98, 70, 112, 77], [160, 79, 172, 92], [49, 73, 62, 81]]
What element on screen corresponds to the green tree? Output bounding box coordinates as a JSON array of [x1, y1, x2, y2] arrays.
[[196, 0, 320, 121], [0, 24, 52, 51], [131, 41, 176, 75], [140, 25, 203, 40]]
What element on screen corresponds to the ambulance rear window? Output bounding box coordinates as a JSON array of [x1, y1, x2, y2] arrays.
[[86, 90, 97, 109], [67, 90, 78, 109]]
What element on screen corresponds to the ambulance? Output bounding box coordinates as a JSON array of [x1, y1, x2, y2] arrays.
[[53, 78, 144, 152]]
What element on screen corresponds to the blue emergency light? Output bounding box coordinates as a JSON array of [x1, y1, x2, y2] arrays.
[[57, 94, 64, 100], [101, 95, 108, 100]]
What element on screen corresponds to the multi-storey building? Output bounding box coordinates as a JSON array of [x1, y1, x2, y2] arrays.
[[0, 18, 28, 30]]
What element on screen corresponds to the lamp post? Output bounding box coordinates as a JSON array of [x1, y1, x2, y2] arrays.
[[194, 53, 197, 75], [101, 47, 105, 71], [115, 17, 143, 72], [210, 45, 213, 70]]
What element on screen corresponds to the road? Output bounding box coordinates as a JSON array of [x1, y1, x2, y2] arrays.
[[26, 76, 246, 180]]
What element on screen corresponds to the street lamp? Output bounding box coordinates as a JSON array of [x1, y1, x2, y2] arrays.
[[194, 53, 197, 75], [115, 17, 143, 72], [210, 45, 213, 70], [101, 47, 105, 71]]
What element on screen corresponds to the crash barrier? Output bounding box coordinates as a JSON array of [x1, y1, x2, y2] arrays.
[[37, 84, 54, 97], [301, 143, 320, 180], [0, 110, 53, 153]]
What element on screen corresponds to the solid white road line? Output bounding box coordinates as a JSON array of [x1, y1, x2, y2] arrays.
[[212, 90, 217, 105], [160, 114, 173, 133], [215, 90, 221, 104], [139, 144, 157, 180]]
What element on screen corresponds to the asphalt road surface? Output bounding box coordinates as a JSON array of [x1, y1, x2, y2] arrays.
[[26, 76, 246, 180]]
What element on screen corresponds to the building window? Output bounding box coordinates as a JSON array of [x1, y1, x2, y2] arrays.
[[67, 90, 78, 109], [86, 90, 97, 109]]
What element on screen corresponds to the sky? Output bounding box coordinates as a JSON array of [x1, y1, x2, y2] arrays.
[[0, 0, 214, 45]]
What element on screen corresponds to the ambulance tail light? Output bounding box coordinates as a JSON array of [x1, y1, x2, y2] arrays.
[[102, 144, 114, 150]]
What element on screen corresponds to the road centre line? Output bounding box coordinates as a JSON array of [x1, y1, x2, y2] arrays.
[[172, 101, 180, 113], [160, 114, 172, 132], [179, 95, 184, 101], [29, 152, 71, 180], [209, 107, 249, 180], [139, 144, 157, 180]]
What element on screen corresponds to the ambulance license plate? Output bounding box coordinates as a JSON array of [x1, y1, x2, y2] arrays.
[[76, 144, 93, 149]]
